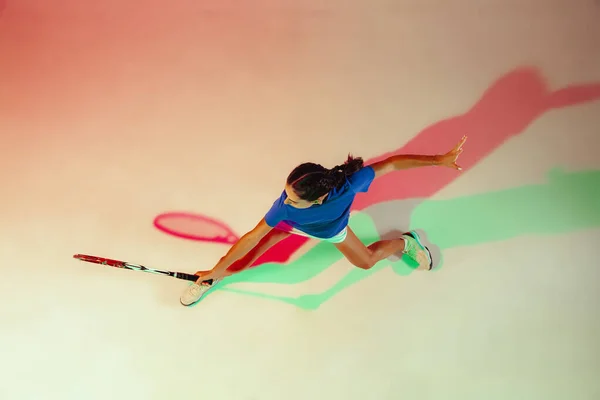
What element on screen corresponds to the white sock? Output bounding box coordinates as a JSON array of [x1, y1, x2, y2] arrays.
[[401, 236, 412, 254]]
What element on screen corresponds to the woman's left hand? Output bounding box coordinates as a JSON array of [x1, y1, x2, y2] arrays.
[[438, 135, 467, 170]]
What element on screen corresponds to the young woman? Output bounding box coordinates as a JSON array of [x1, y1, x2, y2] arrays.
[[180, 136, 467, 306]]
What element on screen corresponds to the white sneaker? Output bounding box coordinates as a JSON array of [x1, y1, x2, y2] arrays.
[[180, 279, 221, 306]]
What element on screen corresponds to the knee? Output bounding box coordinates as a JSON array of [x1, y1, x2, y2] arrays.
[[352, 258, 376, 270]]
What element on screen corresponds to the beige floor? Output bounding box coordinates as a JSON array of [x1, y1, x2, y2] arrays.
[[1, 1, 600, 399]]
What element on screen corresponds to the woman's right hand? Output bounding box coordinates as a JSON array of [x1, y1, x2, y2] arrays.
[[194, 269, 216, 281], [193, 217, 274, 282]]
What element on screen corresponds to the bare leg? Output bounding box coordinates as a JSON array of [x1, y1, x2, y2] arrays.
[[334, 226, 430, 271], [204, 229, 292, 280], [181, 229, 294, 305]]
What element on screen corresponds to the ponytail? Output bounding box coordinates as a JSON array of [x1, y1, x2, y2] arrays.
[[327, 154, 364, 188], [286, 154, 364, 202]]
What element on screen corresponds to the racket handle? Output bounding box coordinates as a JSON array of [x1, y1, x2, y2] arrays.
[[176, 272, 202, 282]]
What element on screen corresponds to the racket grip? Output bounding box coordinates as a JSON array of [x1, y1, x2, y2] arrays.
[[176, 272, 201, 281]]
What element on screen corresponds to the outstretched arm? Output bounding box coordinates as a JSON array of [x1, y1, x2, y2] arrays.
[[194, 218, 273, 282], [370, 135, 467, 178]]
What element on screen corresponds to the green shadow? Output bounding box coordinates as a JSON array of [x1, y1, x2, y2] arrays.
[[213, 167, 600, 309]]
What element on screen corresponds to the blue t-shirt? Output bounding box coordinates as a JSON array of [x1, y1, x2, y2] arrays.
[[264, 166, 375, 238]]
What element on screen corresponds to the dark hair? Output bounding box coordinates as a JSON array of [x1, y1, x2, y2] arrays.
[[286, 154, 364, 201]]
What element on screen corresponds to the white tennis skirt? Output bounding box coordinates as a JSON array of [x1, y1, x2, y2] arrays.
[[289, 226, 348, 244]]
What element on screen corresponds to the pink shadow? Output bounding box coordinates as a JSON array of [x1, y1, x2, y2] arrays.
[[153, 67, 600, 271]]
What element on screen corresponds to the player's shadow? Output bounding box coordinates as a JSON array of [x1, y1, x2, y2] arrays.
[[151, 65, 600, 308]]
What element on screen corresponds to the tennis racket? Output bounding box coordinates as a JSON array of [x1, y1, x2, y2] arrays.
[[73, 254, 200, 281]]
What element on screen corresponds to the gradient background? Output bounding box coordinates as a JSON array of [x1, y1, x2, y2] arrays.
[[1, 1, 599, 399]]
